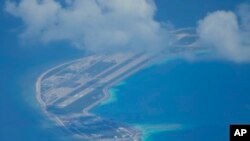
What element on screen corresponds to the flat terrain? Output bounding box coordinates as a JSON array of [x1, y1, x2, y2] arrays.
[[37, 53, 152, 140], [36, 28, 198, 141]]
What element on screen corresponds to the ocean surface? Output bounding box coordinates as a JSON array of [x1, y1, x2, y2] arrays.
[[0, 43, 84, 141], [0, 0, 248, 141], [93, 59, 250, 141]]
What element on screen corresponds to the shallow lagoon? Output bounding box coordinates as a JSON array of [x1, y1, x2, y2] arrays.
[[93, 59, 250, 141]]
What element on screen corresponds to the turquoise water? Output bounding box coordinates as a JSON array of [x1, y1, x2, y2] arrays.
[[1, 0, 248, 140], [93, 59, 250, 141]]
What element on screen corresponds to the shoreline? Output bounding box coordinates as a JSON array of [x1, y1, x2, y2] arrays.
[[93, 57, 178, 141], [85, 57, 152, 114], [34, 28, 203, 140], [35, 52, 189, 140], [99, 88, 118, 106], [35, 57, 87, 127], [35, 54, 152, 140], [92, 51, 207, 140], [32, 27, 202, 140]]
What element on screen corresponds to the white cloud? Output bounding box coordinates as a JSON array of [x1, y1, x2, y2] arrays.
[[8, 0, 249, 63], [5, 0, 171, 53], [197, 4, 250, 63]]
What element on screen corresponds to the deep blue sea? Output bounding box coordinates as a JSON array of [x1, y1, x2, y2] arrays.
[[0, 2, 85, 139], [93, 59, 250, 141], [0, 0, 248, 141], [0, 41, 84, 141]]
